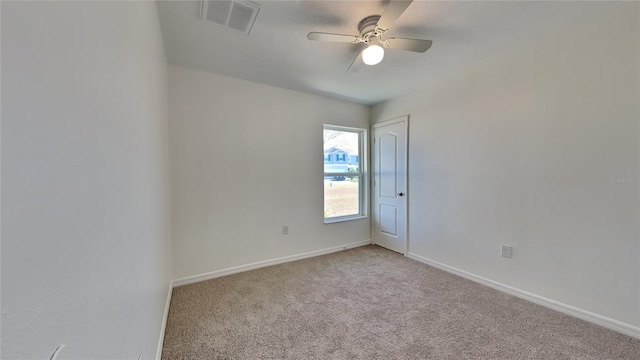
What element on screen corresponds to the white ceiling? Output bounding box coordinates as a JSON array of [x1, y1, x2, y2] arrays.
[[157, 0, 619, 105]]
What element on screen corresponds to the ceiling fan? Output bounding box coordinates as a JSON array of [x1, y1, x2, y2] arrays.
[[307, 0, 432, 72]]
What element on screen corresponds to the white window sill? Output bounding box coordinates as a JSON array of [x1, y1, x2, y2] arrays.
[[324, 215, 368, 224]]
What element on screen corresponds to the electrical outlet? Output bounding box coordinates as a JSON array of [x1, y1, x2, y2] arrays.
[[501, 244, 512, 258], [282, 225, 289, 235]]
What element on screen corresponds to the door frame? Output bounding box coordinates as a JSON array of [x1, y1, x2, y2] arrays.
[[371, 115, 409, 254]]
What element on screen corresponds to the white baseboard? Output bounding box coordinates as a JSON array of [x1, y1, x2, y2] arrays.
[[172, 240, 371, 287], [155, 281, 173, 360], [406, 252, 640, 339]]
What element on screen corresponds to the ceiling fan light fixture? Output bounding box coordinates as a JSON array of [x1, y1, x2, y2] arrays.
[[362, 44, 384, 65]]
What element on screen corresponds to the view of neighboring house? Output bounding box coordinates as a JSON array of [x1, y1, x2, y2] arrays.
[[324, 146, 359, 174], [324, 146, 358, 165]]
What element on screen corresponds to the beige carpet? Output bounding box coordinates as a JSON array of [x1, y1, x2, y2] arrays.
[[162, 245, 640, 359]]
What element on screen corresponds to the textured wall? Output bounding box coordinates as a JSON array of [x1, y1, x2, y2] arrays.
[[372, 4, 640, 328], [169, 65, 370, 281], [1, 1, 171, 358]]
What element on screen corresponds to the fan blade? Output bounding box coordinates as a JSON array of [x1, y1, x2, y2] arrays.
[[346, 51, 363, 73], [385, 37, 432, 53], [377, 0, 413, 31], [307, 32, 359, 43]]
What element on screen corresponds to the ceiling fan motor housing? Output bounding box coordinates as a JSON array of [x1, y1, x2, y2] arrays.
[[358, 15, 382, 40]]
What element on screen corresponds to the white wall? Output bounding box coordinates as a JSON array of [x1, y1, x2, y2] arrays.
[[1, 1, 171, 359], [169, 66, 370, 281], [373, 4, 640, 328]]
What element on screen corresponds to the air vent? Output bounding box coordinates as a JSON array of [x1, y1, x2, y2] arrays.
[[201, 0, 260, 35]]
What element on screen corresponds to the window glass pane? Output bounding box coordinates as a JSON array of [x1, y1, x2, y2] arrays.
[[324, 129, 359, 173], [324, 176, 359, 218]]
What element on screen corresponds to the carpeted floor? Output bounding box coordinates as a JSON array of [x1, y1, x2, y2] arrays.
[[162, 245, 640, 359]]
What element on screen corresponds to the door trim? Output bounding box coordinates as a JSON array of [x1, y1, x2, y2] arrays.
[[372, 115, 409, 254]]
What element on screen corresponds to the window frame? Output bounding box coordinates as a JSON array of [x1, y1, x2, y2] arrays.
[[323, 124, 368, 224]]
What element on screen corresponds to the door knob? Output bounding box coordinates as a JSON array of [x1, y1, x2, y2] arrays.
[[397, 192, 405, 197]]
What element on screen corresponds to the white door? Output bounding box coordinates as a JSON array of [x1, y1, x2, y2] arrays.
[[373, 116, 408, 254]]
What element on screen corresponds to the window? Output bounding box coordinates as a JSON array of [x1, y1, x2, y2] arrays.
[[324, 125, 367, 223]]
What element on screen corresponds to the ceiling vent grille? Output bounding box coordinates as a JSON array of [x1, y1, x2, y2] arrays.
[[201, 0, 260, 35]]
